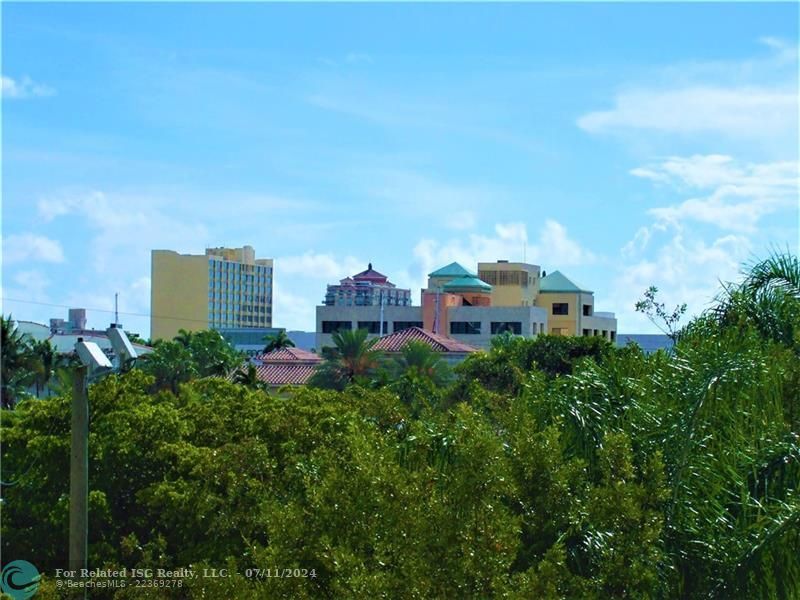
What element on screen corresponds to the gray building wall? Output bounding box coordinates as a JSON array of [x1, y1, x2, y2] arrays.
[[316, 305, 423, 350], [446, 305, 548, 350]]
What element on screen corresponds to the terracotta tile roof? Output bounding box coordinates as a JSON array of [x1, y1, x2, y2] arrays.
[[256, 347, 322, 362], [372, 327, 478, 353], [255, 363, 319, 386]]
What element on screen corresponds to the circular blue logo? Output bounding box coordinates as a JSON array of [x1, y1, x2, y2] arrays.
[[0, 560, 41, 600]]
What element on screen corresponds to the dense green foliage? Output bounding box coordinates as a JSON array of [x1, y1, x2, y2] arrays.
[[2, 253, 799, 598], [136, 329, 243, 393]]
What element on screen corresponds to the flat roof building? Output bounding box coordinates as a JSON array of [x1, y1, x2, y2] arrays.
[[151, 245, 274, 341]]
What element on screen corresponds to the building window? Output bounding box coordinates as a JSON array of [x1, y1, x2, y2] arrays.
[[322, 321, 352, 334], [450, 321, 481, 335], [583, 304, 592, 316], [583, 328, 591, 337], [478, 270, 527, 287], [552, 303, 569, 315], [491, 322, 522, 335], [393, 321, 423, 332], [357, 321, 387, 334]]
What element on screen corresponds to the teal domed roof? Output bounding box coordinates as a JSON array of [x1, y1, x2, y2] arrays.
[[428, 262, 477, 278], [442, 276, 492, 291]]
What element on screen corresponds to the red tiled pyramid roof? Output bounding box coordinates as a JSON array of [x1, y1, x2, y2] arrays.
[[372, 327, 477, 353], [352, 262, 388, 282], [256, 347, 322, 363], [255, 363, 319, 386]]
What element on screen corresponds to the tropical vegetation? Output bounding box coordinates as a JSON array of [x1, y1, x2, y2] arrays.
[[263, 330, 296, 354], [1, 252, 798, 599]]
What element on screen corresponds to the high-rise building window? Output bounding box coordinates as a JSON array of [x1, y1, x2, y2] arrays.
[[393, 321, 423, 332], [357, 321, 387, 334], [491, 322, 522, 335], [322, 321, 352, 333], [450, 321, 481, 335]]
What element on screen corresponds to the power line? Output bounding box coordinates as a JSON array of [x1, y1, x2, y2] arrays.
[[0, 296, 271, 327]]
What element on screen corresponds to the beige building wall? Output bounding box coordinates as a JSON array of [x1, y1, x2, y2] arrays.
[[151, 250, 209, 341], [536, 291, 580, 336], [151, 246, 274, 341], [535, 291, 617, 340], [478, 261, 541, 307]]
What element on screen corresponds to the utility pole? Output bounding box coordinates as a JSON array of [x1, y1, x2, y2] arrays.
[[69, 365, 88, 575], [379, 289, 385, 336]]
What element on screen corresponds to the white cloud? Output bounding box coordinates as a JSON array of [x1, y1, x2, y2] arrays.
[[271, 251, 368, 330], [1, 75, 55, 99], [578, 38, 798, 147], [614, 151, 797, 332], [2, 234, 65, 265], [577, 85, 797, 141], [37, 190, 210, 274], [408, 220, 595, 294], [277, 251, 364, 280], [535, 219, 596, 266], [611, 224, 753, 333], [758, 37, 799, 63], [271, 285, 317, 335], [2, 269, 53, 321], [631, 155, 799, 232]]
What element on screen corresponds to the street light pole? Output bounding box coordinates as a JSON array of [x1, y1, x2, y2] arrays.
[[69, 365, 88, 574], [68, 329, 135, 583]]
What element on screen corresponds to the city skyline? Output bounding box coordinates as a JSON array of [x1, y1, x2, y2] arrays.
[[2, 3, 798, 337]]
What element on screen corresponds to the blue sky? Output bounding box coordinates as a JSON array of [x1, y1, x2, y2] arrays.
[[2, 3, 798, 337]]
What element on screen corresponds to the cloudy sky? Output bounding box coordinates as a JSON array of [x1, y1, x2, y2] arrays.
[[2, 3, 798, 337]]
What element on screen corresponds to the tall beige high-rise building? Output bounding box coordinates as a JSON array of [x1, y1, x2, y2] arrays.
[[151, 246, 273, 341]]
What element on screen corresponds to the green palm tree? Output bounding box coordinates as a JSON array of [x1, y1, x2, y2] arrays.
[[309, 328, 384, 390], [232, 363, 269, 392], [30, 339, 59, 397], [393, 340, 452, 386], [712, 250, 800, 349], [1, 315, 35, 407], [263, 330, 295, 354], [173, 328, 196, 348]]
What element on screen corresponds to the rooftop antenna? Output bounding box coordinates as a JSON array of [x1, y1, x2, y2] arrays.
[[114, 293, 119, 327]]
